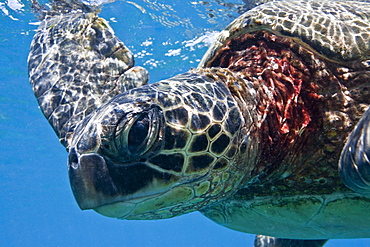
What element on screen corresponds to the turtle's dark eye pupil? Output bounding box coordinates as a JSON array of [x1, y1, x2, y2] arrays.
[[128, 114, 150, 153], [112, 106, 162, 161]]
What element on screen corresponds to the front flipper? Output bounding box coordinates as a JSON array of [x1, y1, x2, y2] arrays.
[[339, 107, 370, 194], [254, 235, 328, 247], [28, 0, 148, 147]]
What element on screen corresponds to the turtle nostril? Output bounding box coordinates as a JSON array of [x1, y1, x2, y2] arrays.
[[68, 148, 79, 169]]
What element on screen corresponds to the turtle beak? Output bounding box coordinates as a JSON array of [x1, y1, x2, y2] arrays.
[[68, 148, 119, 210]]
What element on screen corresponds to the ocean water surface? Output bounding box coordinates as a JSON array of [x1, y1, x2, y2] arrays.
[[1, 0, 370, 246]]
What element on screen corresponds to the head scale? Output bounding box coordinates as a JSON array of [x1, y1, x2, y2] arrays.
[[68, 69, 256, 220]]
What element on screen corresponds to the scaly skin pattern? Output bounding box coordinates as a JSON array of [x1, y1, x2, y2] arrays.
[[28, 0, 370, 244], [28, 4, 148, 146]]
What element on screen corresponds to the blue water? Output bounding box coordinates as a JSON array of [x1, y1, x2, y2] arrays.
[[1, 0, 369, 246]]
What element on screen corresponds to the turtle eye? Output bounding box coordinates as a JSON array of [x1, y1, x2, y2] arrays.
[[114, 106, 161, 161], [127, 113, 151, 153]]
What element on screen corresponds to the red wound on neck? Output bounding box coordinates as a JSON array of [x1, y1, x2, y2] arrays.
[[208, 31, 322, 163]]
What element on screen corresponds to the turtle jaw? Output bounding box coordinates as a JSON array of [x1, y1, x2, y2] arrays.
[[67, 147, 218, 220], [67, 148, 184, 218]]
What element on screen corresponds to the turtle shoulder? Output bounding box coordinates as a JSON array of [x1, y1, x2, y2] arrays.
[[197, 0, 370, 240]]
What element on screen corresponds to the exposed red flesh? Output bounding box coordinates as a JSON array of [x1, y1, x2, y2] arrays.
[[208, 31, 323, 177]]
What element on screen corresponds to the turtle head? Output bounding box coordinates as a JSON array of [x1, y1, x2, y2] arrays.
[[67, 70, 255, 220]]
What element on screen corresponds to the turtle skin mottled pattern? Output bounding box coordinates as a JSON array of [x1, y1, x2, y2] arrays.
[[200, 0, 370, 67], [28, 5, 148, 146]]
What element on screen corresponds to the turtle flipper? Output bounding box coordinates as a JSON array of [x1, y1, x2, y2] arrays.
[[254, 235, 328, 247], [339, 107, 370, 194], [28, 0, 148, 147]]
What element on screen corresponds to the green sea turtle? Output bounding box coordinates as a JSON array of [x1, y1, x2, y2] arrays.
[[28, 0, 370, 246]]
